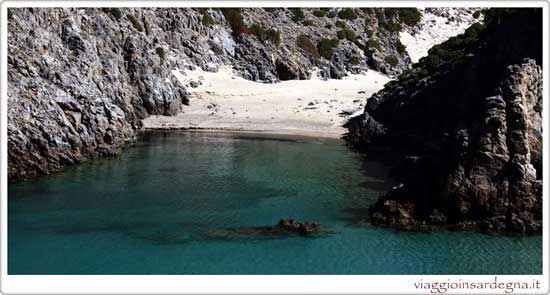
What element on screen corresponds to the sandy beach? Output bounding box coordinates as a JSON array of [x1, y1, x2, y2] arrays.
[[142, 66, 391, 138]]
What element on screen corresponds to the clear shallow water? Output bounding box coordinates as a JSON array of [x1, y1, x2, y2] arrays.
[[9, 131, 542, 274]]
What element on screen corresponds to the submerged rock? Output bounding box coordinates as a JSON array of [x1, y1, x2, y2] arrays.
[[207, 219, 323, 240]]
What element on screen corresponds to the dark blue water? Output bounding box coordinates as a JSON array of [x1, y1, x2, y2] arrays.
[[8, 131, 542, 274]]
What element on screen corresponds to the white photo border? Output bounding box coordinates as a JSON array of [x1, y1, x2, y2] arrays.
[[0, 1, 548, 294]]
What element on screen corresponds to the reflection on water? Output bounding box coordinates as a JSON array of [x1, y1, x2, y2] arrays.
[[8, 131, 542, 274]]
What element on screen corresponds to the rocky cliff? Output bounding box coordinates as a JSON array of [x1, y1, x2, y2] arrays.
[[345, 9, 543, 233]]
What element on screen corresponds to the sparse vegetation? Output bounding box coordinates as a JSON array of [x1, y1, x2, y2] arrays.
[[328, 10, 337, 18], [103, 7, 122, 19], [338, 8, 357, 20], [202, 13, 215, 27], [249, 23, 281, 46], [396, 40, 406, 54], [337, 28, 356, 42], [127, 14, 144, 32], [350, 55, 361, 65], [313, 10, 327, 17], [385, 55, 399, 66], [317, 38, 339, 59], [221, 8, 247, 37], [398, 8, 422, 26], [366, 39, 381, 51], [421, 22, 484, 71], [296, 34, 320, 58], [302, 19, 315, 26], [381, 21, 401, 32], [290, 8, 305, 22], [155, 47, 166, 60], [335, 20, 347, 28], [364, 28, 374, 38], [384, 8, 399, 19]]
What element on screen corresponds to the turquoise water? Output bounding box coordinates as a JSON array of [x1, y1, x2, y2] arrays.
[[8, 131, 542, 274]]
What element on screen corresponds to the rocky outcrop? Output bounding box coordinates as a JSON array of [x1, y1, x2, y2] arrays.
[[207, 219, 323, 240], [345, 9, 543, 233]]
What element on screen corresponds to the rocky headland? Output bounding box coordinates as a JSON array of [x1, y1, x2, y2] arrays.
[[345, 9, 543, 233]]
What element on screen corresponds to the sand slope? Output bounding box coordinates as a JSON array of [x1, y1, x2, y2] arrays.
[[143, 67, 391, 138]]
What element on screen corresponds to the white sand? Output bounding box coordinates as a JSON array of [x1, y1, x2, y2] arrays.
[[400, 8, 481, 63], [143, 66, 391, 138]]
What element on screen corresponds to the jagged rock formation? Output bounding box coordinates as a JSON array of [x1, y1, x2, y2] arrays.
[[345, 9, 543, 233]]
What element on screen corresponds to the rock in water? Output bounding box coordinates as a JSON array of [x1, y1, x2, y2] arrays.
[[276, 219, 320, 236], [207, 219, 322, 240], [345, 9, 543, 233]]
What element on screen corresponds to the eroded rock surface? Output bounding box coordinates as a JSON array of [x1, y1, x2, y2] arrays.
[[345, 9, 543, 233]]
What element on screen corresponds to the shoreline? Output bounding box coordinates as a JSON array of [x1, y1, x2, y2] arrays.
[[142, 66, 390, 139], [139, 126, 346, 142]]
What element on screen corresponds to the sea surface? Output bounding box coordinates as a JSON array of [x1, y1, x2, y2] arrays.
[[8, 131, 542, 274]]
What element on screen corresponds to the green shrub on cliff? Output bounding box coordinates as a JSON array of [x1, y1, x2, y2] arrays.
[[366, 39, 381, 51], [423, 22, 483, 70], [385, 55, 399, 66], [338, 8, 357, 20], [398, 8, 422, 26], [384, 8, 398, 19], [396, 40, 406, 54], [335, 20, 347, 28], [296, 34, 320, 58], [221, 8, 247, 37], [155, 47, 166, 60], [317, 38, 339, 59], [313, 10, 327, 17], [249, 23, 281, 46], [364, 27, 374, 38], [202, 13, 215, 27], [103, 7, 122, 19], [290, 8, 305, 22], [381, 21, 401, 32], [127, 14, 144, 32], [337, 28, 356, 42]]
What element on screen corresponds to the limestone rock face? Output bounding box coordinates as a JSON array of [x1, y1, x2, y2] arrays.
[[345, 9, 543, 233], [8, 8, 193, 181]]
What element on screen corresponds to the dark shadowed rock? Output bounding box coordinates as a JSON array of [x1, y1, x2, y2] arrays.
[[345, 9, 543, 233]]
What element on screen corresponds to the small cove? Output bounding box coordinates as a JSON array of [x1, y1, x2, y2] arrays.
[[8, 131, 542, 274]]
